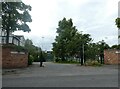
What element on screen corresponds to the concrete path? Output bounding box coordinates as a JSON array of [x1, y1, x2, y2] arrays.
[[2, 62, 118, 87]]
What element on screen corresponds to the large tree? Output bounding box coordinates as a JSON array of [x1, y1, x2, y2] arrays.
[[2, 2, 32, 44], [115, 18, 120, 38], [52, 18, 77, 61], [111, 44, 120, 49], [115, 18, 120, 29], [96, 40, 110, 64], [52, 18, 92, 65]]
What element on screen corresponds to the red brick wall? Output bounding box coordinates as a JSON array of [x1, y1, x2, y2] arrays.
[[104, 49, 120, 65], [2, 47, 28, 69], [0, 46, 2, 68]]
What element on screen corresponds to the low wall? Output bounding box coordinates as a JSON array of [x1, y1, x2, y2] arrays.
[[104, 49, 120, 65], [2, 45, 28, 69], [0, 45, 2, 68]]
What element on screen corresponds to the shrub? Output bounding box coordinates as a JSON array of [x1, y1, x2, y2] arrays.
[[28, 55, 34, 65], [3, 44, 27, 52], [85, 60, 101, 66], [55, 58, 61, 62], [55, 58, 79, 64]]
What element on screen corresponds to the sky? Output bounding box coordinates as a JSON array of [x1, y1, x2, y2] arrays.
[[13, 0, 119, 51]]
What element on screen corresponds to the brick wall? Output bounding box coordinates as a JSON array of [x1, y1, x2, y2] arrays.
[[104, 49, 120, 65], [2, 46, 28, 69], [0, 45, 2, 68]]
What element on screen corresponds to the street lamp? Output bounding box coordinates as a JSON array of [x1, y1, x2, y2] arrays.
[[41, 37, 44, 51], [80, 43, 84, 66], [83, 44, 84, 64]]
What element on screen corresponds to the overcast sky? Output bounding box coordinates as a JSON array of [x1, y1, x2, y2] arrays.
[[14, 0, 119, 51]]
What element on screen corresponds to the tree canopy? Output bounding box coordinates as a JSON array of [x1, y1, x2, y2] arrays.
[[115, 18, 120, 38], [52, 18, 112, 65], [115, 18, 120, 29], [52, 18, 92, 65], [53, 18, 78, 61], [2, 2, 32, 43]]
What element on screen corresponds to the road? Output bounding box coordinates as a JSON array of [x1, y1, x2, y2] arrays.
[[2, 62, 118, 87]]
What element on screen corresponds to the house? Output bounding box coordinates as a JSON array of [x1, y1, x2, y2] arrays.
[[0, 30, 28, 68], [0, 30, 25, 47]]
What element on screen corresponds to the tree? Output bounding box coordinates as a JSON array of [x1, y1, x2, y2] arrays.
[[115, 18, 120, 38], [25, 39, 41, 62], [53, 18, 77, 61], [52, 18, 92, 65], [115, 18, 120, 29], [85, 43, 99, 61], [39, 51, 46, 67], [111, 44, 120, 49], [2, 2, 32, 44], [97, 40, 110, 64], [74, 33, 92, 65]]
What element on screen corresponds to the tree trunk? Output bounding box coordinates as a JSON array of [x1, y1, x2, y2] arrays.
[[80, 46, 84, 65], [81, 56, 83, 65], [100, 54, 104, 64], [61, 56, 65, 61], [40, 61, 43, 67], [6, 29, 9, 44], [80, 51, 83, 65], [6, 13, 10, 44]]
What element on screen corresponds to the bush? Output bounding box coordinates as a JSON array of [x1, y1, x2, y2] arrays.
[[28, 55, 34, 65], [55, 58, 79, 64], [3, 44, 27, 52], [85, 60, 101, 66], [55, 58, 60, 62]]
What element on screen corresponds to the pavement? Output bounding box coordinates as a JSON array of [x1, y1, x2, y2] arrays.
[[2, 62, 118, 87]]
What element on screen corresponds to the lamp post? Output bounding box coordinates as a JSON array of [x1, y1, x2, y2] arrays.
[[83, 44, 84, 64], [41, 37, 44, 51]]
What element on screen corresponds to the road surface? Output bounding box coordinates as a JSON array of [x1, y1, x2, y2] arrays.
[[2, 62, 118, 87]]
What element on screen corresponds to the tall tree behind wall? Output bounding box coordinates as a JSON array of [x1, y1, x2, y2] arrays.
[[2, 2, 32, 44]]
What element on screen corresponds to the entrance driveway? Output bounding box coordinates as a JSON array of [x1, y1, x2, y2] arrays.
[[2, 62, 118, 87]]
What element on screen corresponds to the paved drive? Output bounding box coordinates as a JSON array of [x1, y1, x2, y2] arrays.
[[2, 62, 118, 87]]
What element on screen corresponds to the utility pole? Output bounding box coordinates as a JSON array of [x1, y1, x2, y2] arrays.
[[83, 44, 84, 64], [80, 44, 84, 66], [41, 37, 44, 51]]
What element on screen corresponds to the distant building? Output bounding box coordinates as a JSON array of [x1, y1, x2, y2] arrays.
[[0, 30, 25, 47]]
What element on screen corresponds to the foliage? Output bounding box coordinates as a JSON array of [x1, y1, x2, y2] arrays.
[[46, 52, 54, 62], [52, 18, 92, 65], [24, 39, 41, 62], [115, 18, 120, 38], [85, 43, 99, 60], [54, 58, 60, 62], [2, 44, 27, 52], [111, 44, 120, 49], [55, 58, 79, 64], [2, 2, 32, 43], [115, 18, 120, 29], [53, 18, 78, 61], [39, 51, 46, 62], [28, 55, 34, 65], [86, 40, 110, 63], [85, 60, 102, 66], [97, 40, 110, 64], [24, 39, 49, 63]]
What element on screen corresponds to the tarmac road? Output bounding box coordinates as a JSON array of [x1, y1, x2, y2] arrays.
[[2, 62, 118, 87]]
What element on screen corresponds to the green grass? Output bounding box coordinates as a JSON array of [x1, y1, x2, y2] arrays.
[[84, 60, 102, 67], [54, 59, 80, 64], [53, 58, 102, 66]]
